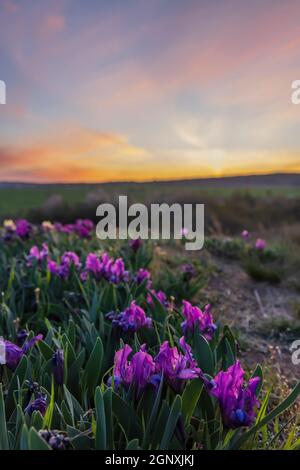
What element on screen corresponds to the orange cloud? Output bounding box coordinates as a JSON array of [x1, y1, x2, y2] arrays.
[[0, 125, 152, 182]]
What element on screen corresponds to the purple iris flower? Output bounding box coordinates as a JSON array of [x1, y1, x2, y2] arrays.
[[108, 258, 130, 283], [25, 394, 48, 416], [241, 230, 249, 240], [47, 259, 59, 276], [180, 263, 197, 281], [147, 289, 169, 308], [181, 300, 217, 341], [84, 252, 108, 279], [84, 252, 129, 284], [109, 344, 158, 397], [129, 238, 143, 252], [47, 252, 80, 279], [53, 222, 63, 232], [107, 301, 152, 333], [208, 361, 260, 428], [155, 337, 200, 392], [61, 251, 81, 269], [80, 270, 89, 282], [135, 268, 152, 287], [52, 349, 64, 385], [58, 263, 70, 279], [16, 329, 29, 346], [74, 219, 94, 238], [85, 253, 101, 276], [16, 219, 32, 239], [255, 238, 266, 250], [27, 243, 49, 266], [2, 334, 43, 371], [48, 259, 69, 279], [39, 430, 71, 450], [22, 334, 43, 353]]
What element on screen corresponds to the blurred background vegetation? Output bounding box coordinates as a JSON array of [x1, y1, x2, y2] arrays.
[[0, 174, 299, 238]]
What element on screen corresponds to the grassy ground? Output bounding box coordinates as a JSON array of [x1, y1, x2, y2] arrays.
[[0, 186, 90, 217], [0, 182, 299, 218]]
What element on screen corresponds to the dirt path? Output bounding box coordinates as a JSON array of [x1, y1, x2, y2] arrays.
[[204, 255, 300, 384]]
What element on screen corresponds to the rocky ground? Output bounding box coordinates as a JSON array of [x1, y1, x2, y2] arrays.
[[205, 255, 300, 385]]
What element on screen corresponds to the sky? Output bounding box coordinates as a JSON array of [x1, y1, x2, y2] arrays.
[[0, 0, 300, 183]]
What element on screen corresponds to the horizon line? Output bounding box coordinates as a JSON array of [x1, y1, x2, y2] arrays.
[[0, 171, 299, 186]]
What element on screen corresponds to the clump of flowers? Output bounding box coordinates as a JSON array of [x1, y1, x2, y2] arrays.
[[181, 300, 217, 341], [74, 219, 94, 238], [206, 361, 260, 429], [107, 301, 152, 333], [155, 337, 200, 392], [26, 243, 49, 266], [25, 394, 47, 416], [24, 379, 48, 416], [106, 257, 129, 283], [38, 430, 71, 450], [47, 251, 81, 279], [61, 251, 81, 269], [83, 252, 129, 283], [2, 218, 33, 240], [49, 219, 93, 238], [53, 222, 75, 234], [108, 344, 159, 397]]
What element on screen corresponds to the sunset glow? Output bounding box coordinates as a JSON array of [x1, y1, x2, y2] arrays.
[[1, 0, 300, 182]]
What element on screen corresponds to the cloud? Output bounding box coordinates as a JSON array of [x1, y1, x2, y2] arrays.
[[2, 0, 19, 14], [0, 124, 152, 182], [44, 15, 65, 32]]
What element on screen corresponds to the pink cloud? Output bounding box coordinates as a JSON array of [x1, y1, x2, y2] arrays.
[[2, 0, 19, 14], [43, 15, 65, 33]]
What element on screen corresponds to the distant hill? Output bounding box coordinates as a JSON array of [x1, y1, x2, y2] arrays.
[[0, 173, 299, 189]]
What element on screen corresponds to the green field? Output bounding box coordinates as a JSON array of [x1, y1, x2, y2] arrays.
[[0, 182, 299, 218], [0, 186, 90, 217]]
